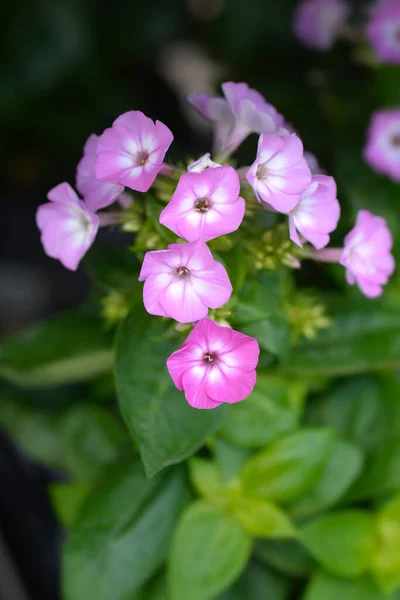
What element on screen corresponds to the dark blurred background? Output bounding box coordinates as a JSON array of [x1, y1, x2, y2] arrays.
[[0, 0, 380, 598]]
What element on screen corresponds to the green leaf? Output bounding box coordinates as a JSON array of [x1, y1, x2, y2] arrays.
[[231, 496, 295, 539], [0, 399, 129, 481], [290, 438, 364, 518], [282, 306, 400, 377], [254, 539, 317, 577], [0, 309, 113, 387], [85, 243, 142, 292], [214, 439, 251, 483], [300, 511, 377, 578], [371, 493, 400, 594], [240, 429, 335, 504], [49, 482, 92, 527], [219, 561, 291, 600], [348, 438, 400, 500], [306, 376, 398, 452], [219, 375, 305, 449], [232, 273, 289, 356], [304, 572, 400, 600], [189, 458, 227, 506], [63, 459, 189, 600], [168, 501, 251, 600], [114, 305, 226, 477]]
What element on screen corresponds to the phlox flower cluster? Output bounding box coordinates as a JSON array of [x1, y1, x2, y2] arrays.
[[293, 0, 400, 66], [36, 80, 395, 407]]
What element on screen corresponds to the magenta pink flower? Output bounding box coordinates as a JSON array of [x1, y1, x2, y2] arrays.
[[367, 0, 400, 64], [36, 183, 99, 271], [294, 0, 349, 51], [364, 108, 400, 182], [159, 166, 245, 242], [188, 82, 284, 156], [289, 174, 340, 249], [340, 210, 395, 298], [95, 111, 173, 193], [246, 133, 312, 213], [76, 134, 124, 211], [138, 241, 232, 323], [167, 318, 260, 409]]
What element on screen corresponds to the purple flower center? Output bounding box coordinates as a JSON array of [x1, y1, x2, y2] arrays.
[[176, 266, 190, 278], [391, 134, 400, 148], [203, 351, 216, 364], [256, 164, 268, 180], [135, 150, 150, 166], [194, 198, 211, 213]]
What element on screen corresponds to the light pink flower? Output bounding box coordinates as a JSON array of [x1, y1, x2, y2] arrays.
[[364, 108, 400, 182], [138, 241, 232, 323], [187, 153, 220, 173], [36, 183, 99, 271], [159, 166, 245, 242], [76, 134, 124, 211], [167, 318, 260, 409], [294, 0, 349, 51], [188, 82, 284, 156], [246, 133, 312, 213], [340, 210, 395, 298], [304, 151, 323, 174], [367, 0, 400, 64], [289, 174, 340, 249], [95, 111, 173, 192]]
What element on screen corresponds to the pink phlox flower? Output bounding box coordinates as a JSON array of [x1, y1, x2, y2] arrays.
[[246, 133, 312, 213], [367, 0, 400, 64], [138, 240, 232, 323], [187, 81, 284, 155], [159, 165, 245, 242], [76, 134, 124, 211], [364, 108, 400, 182], [294, 0, 349, 51], [304, 151, 324, 174], [340, 209, 395, 298], [95, 111, 173, 192], [36, 182, 99, 271], [289, 174, 340, 249], [187, 153, 221, 173], [167, 318, 260, 409]]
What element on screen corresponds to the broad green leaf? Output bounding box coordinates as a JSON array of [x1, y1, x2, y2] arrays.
[[0, 309, 113, 387], [231, 496, 295, 539], [232, 272, 290, 356], [371, 493, 400, 594], [219, 561, 291, 600], [282, 306, 400, 377], [49, 482, 92, 527], [168, 501, 251, 600], [85, 243, 141, 292], [63, 459, 189, 600], [114, 305, 226, 477], [189, 458, 227, 506], [254, 539, 317, 577], [306, 376, 396, 451], [219, 375, 306, 449], [348, 438, 400, 500], [214, 439, 251, 483], [290, 439, 364, 518], [304, 572, 400, 600], [0, 399, 129, 481], [300, 511, 377, 578], [240, 429, 335, 504]]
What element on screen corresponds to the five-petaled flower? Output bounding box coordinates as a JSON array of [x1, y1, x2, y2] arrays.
[[76, 134, 124, 211], [36, 182, 99, 271], [340, 210, 395, 298], [160, 166, 245, 242], [367, 0, 400, 64], [167, 318, 260, 409], [139, 241, 232, 323], [246, 133, 312, 213], [95, 110, 173, 192], [188, 81, 284, 156], [364, 108, 400, 182], [289, 174, 340, 249]]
